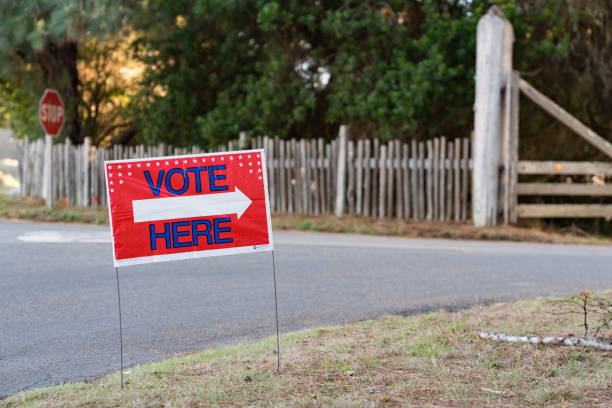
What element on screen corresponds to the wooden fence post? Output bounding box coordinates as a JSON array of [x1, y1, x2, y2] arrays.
[[299, 139, 308, 213], [379, 144, 386, 218], [473, 6, 513, 226], [42, 134, 53, 207], [502, 71, 520, 224], [386, 142, 393, 218], [363, 139, 371, 216], [356, 139, 363, 215], [334, 125, 348, 216], [508, 71, 520, 223], [239, 131, 247, 149], [347, 140, 355, 214], [82, 137, 91, 206], [21, 136, 29, 196], [37, 139, 45, 196], [426, 140, 433, 220], [64, 138, 72, 204]]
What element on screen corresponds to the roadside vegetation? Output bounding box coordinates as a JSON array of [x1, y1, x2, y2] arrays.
[[0, 194, 108, 225], [272, 213, 612, 245], [2, 293, 611, 407]]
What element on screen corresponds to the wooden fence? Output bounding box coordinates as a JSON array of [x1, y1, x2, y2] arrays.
[[476, 7, 612, 224], [20, 133, 472, 221]]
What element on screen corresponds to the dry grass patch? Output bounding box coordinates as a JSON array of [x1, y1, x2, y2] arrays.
[[3, 293, 611, 407], [272, 212, 612, 245], [0, 195, 108, 224]]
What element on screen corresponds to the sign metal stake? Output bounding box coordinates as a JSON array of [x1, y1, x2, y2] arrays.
[[115, 267, 124, 388], [272, 251, 280, 373]]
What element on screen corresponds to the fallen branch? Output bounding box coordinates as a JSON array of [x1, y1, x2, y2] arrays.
[[477, 331, 612, 351], [480, 387, 508, 396]]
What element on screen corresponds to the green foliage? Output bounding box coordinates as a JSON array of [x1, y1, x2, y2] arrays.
[[0, 0, 135, 142], [0, 80, 39, 138], [79, 38, 141, 146], [132, 0, 263, 147], [134, 0, 574, 148], [0, 0, 588, 150]]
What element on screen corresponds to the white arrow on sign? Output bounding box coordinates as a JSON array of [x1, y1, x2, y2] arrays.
[[132, 188, 252, 223]]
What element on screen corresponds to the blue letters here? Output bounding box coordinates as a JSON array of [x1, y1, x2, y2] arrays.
[[213, 217, 233, 244], [192, 219, 212, 245], [149, 223, 171, 250], [149, 218, 233, 250], [172, 221, 191, 248]]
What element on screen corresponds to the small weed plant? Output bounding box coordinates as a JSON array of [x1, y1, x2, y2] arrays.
[[547, 290, 612, 337]]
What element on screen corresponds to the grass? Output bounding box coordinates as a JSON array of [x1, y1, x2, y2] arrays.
[[0, 195, 108, 225], [273, 213, 612, 245], [2, 293, 611, 407], [2, 194, 612, 245]]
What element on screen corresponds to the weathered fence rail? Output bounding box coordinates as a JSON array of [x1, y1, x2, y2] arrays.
[[515, 159, 612, 218], [20, 133, 472, 221]]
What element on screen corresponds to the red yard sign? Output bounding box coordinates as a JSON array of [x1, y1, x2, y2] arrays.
[[104, 150, 273, 266], [39, 89, 64, 136]]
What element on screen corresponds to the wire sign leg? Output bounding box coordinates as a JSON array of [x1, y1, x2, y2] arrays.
[[115, 267, 124, 388], [271, 251, 280, 373]]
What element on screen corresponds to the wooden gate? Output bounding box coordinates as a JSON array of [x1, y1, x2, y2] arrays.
[[474, 6, 612, 224], [507, 77, 612, 220]]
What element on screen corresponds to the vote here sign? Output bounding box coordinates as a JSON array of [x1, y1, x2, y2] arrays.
[[104, 150, 273, 267]]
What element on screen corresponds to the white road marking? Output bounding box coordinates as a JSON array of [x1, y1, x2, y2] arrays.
[[17, 231, 111, 243]]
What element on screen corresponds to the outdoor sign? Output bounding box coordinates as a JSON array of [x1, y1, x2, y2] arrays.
[[39, 89, 64, 137], [104, 149, 273, 266]]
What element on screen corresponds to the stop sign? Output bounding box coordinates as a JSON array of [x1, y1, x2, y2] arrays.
[[39, 89, 64, 136]]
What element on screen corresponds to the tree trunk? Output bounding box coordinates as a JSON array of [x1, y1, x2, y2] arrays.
[[36, 40, 82, 144]]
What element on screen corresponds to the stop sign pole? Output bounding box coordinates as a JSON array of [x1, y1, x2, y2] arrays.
[[39, 89, 64, 208]]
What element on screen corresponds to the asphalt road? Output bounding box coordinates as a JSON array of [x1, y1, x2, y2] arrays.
[[1, 220, 611, 398]]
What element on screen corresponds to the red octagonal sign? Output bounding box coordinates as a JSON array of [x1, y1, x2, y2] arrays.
[[39, 89, 64, 137]]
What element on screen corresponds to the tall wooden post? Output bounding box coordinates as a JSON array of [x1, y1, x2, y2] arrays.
[[334, 125, 348, 217], [473, 6, 514, 226], [503, 71, 520, 224]]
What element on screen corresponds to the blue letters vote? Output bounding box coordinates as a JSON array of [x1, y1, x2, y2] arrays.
[[144, 165, 227, 196]]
